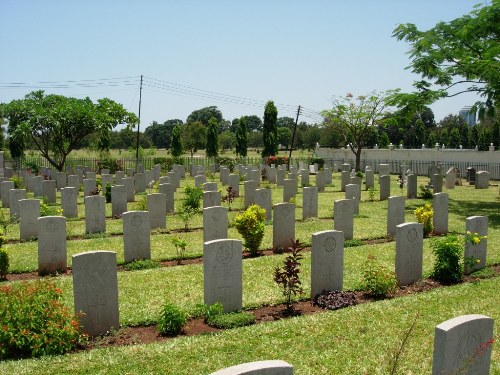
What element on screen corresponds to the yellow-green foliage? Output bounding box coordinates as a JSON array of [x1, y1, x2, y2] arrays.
[[414, 203, 433, 236], [233, 204, 266, 255]]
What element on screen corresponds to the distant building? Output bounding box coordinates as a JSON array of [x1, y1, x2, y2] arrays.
[[459, 107, 476, 126]]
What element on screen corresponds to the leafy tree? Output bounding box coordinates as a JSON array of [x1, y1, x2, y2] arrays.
[[321, 91, 395, 171], [170, 124, 183, 157], [277, 127, 292, 149], [230, 118, 240, 133], [449, 128, 461, 148], [392, 1, 500, 117], [241, 115, 263, 132], [414, 119, 426, 148], [219, 131, 235, 151], [145, 119, 182, 149], [277, 116, 295, 129], [378, 131, 390, 148], [1, 91, 137, 171], [427, 132, 437, 148], [300, 125, 321, 151], [181, 121, 206, 157], [262, 101, 278, 157], [186, 106, 223, 127], [248, 131, 263, 148], [235, 116, 248, 157], [206, 117, 219, 158]]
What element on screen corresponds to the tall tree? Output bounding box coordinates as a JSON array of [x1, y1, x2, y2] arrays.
[[0, 91, 137, 171], [321, 91, 395, 171], [186, 106, 223, 127], [392, 1, 500, 117], [235, 116, 248, 157], [181, 121, 206, 157], [241, 115, 263, 132], [261, 101, 278, 157], [206, 117, 219, 158], [145, 119, 182, 149], [170, 124, 183, 157]]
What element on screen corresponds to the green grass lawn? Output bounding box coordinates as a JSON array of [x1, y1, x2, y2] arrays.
[[1, 172, 499, 373]]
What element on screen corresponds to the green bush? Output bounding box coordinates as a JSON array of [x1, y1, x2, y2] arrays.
[[430, 235, 463, 284], [96, 157, 123, 174], [308, 157, 325, 169], [183, 186, 203, 211], [153, 157, 184, 173], [105, 182, 112, 203], [360, 255, 397, 298], [233, 205, 266, 256], [157, 303, 187, 336], [216, 156, 236, 173], [191, 303, 224, 322], [40, 200, 63, 217], [418, 185, 433, 199], [0, 280, 87, 359], [123, 259, 161, 271], [9, 176, 24, 189], [414, 203, 433, 237], [207, 312, 255, 329], [0, 246, 8, 279]]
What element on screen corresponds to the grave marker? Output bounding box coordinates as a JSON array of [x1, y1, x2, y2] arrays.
[[38, 216, 66, 274], [273, 203, 295, 250], [395, 222, 423, 286], [123, 211, 151, 262]]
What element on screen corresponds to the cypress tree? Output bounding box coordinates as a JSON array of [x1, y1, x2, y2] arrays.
[[206, 117, 219, 158], [235, 116, 248, 157], [171, 125, 183, 157], [262, 100, 278, 157]]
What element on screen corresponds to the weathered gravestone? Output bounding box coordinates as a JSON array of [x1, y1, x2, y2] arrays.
[[350, 176, 361, 186], [316, 169, 325, 192], [101, 174, 112, 195], [203, 206, 228, 243], [67, 174, 79, 189], [1, 180, 15, 207], [228, 174, 240, 196], [340, 171, 350, 192], [334, 199, 353, 240], [445, 168, 455, 189], [244, 180, 258, 208], [324, 166, 332, 185], [433, 192, 449, 235], [395, 222, 423, 286], [276, 168, 285, 187], [32, 176, 44, 198], [42, 180, 57, 203], [203, 182, 218, 192], [209, 360, 294, 375], [254, 188, 272, 221], [147, 193, 166, 229], [302, 186, 318, 219], [406, 174, 417, 198], [123, 177, 135, 202], [56, 172, 66, 190], [111, 185, 127, 218], [203, 191, 222, 209], [38, 216, 66, 274], [220, 167, 230, 186], [267, 165, 277, 184], [9, 189, 27, 220], [378, 163, 389, 180], [158, 183, 175, 214], [387, 196, 405, 237], [365, 167, 374, 190], [19, 199, 40, 240], [300, 169, 309, 186], [433, 173, 443, 194], [310, 230, 344, 299], [283, 179, 296, 203], [61, 187, 79, 218], [85, 195, 106, 233], [83, 178, 97, 198], [475, 171, 490, 189], [379, 175, 390, 201], [345, 184, 360, 215], [432, 314, 494, 375], [122, 211, 151, 262], [195, 174, 207, 188], [204, 239, 242, 312], [273, 203, 295, 250], [464, 216, 488, 274], [85, 171, 96, 180], [72, 251, 120, 337]]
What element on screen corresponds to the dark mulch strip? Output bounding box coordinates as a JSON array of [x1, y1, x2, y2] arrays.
[[79, 265, 500, 351]]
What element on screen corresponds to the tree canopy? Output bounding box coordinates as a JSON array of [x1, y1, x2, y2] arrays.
[[392, 1, 500, 116], [321, 91, 395, 171], [186, 106, 223, 127], [181, 121, 206, 157], [0, 90, 137, 170], [144, 119, 182, 149]]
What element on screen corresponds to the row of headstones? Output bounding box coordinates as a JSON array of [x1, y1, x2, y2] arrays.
[[207, 314, 494, 374], [72, 211, 488, 338], [429, 164, 491, 190], [27, 210, 157, 274]]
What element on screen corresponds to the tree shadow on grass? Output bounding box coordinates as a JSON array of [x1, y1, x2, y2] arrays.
[[448, 198, 500, 227]]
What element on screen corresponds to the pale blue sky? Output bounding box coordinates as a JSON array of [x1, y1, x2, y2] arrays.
[[0, 0, 484, 128]]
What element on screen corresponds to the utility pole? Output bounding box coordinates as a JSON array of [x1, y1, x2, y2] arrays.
[[135, 74, 143, 172], [288, 105, 301, 169]]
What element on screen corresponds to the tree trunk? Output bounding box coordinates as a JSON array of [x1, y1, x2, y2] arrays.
[[355, 148, 362, 172]]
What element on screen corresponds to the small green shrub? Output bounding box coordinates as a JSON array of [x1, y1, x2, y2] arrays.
[[418, 185, 433, 199], [191, 302, 224, 322], [96, 157, 123, 174], [134, 196, 148, 211], [233, 204, 266, 256], [368, 186, 376, 202], [0, 280, 87, 359], [172, 237, 188, 264], [360, 255, 397, 298], [40, 200, 63, 217], [345, 239, 364, 247], [216, 156, 236, 172], [9, 176, 24, 189], [207, 312, 255, 329], [105, 182, 112, 203], [157, 303, 187, 336], [274, 239, 304, 312], [414, 203, 433, 237], [183, 186, 203, 211], [430, 235, 463, 284], [123, 259, 161, 271], [308, 157, 324, 169], [0, 247, 8, 279]]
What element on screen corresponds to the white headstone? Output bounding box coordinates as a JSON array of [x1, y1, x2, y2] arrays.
[[273, 203, 295, 250], [85, 195, 106, 233], [310, 230, 344, 298], [244, 180, 258, 208], [203, 206, 228, 243], [345, 184, 360, 215], [19, 198, 40, 240], [0, 180, 14, 207], [147, 193, 167, 229], [122, 211, 151, 262], [387, 196, 405, 237], [9, 189, 27, 220], [254, 188, 272, 221], [72, 251, 120, 337], [38, 216, 66, 274], [158, 183, 175, 214], [302, 186, 318, 219], [83, 178, 97, 198], [203, 239, 242, 312], [123, 177, 135, 202], [395, 222, 423, 286], [283, 179, 296, 203], [203, 191, 222, 209], [333, 199, 353, 240], [464, 216, 488, 274], [228, 174, 240, 196], [379, 175, 390, 201], [475, 171, 489, 189], [407, 174, 417, 198], [111, 185, 127, 218], [433, 192, 449, 235]]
